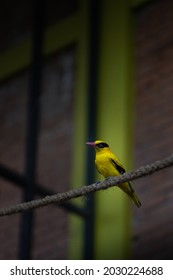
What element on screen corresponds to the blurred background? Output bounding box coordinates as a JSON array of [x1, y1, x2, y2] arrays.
[[0, 0, 173, 260]]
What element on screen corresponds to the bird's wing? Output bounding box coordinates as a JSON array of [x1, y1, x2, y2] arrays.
[[109, 156, 135, 193], [109, 157, 126, 174]]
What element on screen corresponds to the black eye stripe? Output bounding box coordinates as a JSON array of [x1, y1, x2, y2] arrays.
[[96, 142, 109, 148]]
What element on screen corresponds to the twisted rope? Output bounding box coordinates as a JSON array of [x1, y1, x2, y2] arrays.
[[0, 153, 173, 217]]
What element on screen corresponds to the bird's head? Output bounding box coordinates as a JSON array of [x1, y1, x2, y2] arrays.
[[86, 140, 110, 152]]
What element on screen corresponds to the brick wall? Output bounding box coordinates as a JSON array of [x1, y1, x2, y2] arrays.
[[133, 0, 173, 259], [0, 48, 75, 259]]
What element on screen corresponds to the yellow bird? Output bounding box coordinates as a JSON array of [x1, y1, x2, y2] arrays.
[[86, 140, 141, 208]]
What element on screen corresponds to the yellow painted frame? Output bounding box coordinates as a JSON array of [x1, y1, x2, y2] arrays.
[[94, 0, 133, 260], [69, 0, 89, 259]]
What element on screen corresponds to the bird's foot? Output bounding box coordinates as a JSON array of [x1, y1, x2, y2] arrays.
[[95, 180, 101, 185], [105, 177, 110, 181]]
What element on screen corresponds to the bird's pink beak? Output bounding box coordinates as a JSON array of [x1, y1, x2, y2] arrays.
[[86, 142, 96, 147]]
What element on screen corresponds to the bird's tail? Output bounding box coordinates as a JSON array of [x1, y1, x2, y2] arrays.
[[121, 182, 141, 208], [128, 192, 141, 208]]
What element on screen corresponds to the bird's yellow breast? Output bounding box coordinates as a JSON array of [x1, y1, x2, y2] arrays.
[[95, 150, 120, 178]]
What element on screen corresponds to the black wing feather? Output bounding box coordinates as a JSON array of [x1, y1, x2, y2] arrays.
[[110, 158, 126, 174], [110, 158, 134, 192]]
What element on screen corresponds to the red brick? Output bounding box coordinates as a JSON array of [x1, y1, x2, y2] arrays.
[[133, 0, 173, 259]]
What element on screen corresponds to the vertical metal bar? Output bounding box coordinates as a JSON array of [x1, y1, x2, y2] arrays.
[[19, 0, 45, 259], [83, 0, 100, 259]]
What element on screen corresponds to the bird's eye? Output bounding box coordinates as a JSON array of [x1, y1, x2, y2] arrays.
[[97, 142, 109, 148]]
